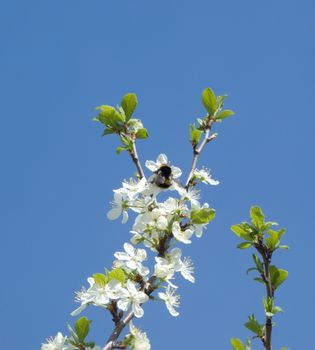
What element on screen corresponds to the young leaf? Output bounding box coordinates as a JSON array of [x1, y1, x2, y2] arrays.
[[216, 109, 234, 120], [250, 206, 265, 230], [245, 338, 251, 350], [202, 87, 217, 115], [237, 242, 252, 249], [252, 254, 263, 273], [189, 125, 202, 144], [108, 268, 126, 283], [269, 266, 288, 289], [116, 146, 127, 154], [266, 230, 280, 250], [74, 317, 92, 342], [121, 93, 138, 121], [190, 208, 216, 224], [96, 105, 125, 127], [93, 273, 108, 287], [231, 224, 253, 241], [231, 338, 244, 350], [244, 315, 264, 337], [136, 128, 149, 139]]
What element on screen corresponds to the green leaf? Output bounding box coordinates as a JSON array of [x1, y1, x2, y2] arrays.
[[189, 125, 202, 144], [231, 338, 244, 350], [202, 87, 217, 115], [74, 317, 92, 342], [245, 339, 251, 350], [250, 206, 265, 230], [216, 109, 234, 120], [116, 146, 127, 154], [252, 254, 263, 273], [120, 134, 133, 151], [237, 242, 252, 249], [93, 273, 108, 287], [269, 266, 288, 289], [244, 315, 264, 336], [108, 268, 126, 283], [136, 128, 149, 139], [279, 245, 289, 249], [216, 95, 227, 109], [102, 127, 115, 136], [254, 277, 265, 284], [230, 224, 253, 241], [266, 230, 280, 250], [96, 105, 125, 127], [121, 93, 138, 121], [190, 208, 216, 224], [67, 323, 79, 343], [246, 267, 258, 275]]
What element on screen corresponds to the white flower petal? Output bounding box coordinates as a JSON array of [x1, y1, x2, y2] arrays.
[[124, 242, 135, 256], [171, 166, 182, 179], [114, 252, 131, 261], [145, 160, 158, 172], [157, 153, 168, 165], [133, 302, 144, 318], [107, 207, 122, 220], [122, 210, 129, 224], [117, 298, 130, 311]]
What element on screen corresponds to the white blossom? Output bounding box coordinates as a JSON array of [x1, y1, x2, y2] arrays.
[[122, 177, 148, 199], [71, 278, 125, 316], [145, 153, 182, 179], [107, 191, 130, 223], [172, 221, 193, 244], [117, 280, 148, 318], [127, 321, 151, 350], [114, 243, 150, 276], [194, 167, 219, 185], [176, 187, 200, 207], [154, 248, 195, 285], [158, 285, 180, 317], [41, 333, 67, 350], [180, 257, 195, 283]]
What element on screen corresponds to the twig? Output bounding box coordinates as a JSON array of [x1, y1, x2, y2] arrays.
[[185, 119, 216, 188], [129, 140, 145, 179], [256, 243, 273, 350]]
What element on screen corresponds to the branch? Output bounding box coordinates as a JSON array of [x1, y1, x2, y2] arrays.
[[129, 139, 146, 179], [185, 119, 216, 188], [256, 242, 273, 350], [102, 261, 160, 349], [262, 252, 273, 350]]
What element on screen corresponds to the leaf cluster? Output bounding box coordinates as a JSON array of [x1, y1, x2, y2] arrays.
[[189, 87, 234, 146], [94, 93, 149, 154], [67, 317, 95, 349]]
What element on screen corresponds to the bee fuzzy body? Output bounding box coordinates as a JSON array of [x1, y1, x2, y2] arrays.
[[153, 164, 173, 189]]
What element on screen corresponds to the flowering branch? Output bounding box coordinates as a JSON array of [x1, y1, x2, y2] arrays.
[[41, 87, 234, 350]]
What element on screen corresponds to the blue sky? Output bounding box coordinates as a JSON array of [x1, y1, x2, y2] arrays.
[[1, 0, 314, 349]]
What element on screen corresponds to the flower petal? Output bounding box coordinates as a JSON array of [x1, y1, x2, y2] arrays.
[[107, 208, 121, 220], [157, 153, 168, 165], [145, 160, 158, 172], [171, 166, 182, 179]]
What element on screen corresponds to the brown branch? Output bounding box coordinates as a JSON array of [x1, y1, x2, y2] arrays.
[[256, 242, 274, 350], [129, 139, 145, 179]]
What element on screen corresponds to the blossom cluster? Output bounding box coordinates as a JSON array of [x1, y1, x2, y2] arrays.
[[42, 153, 218, 350]]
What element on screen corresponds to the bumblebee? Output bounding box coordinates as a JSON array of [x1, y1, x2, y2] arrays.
[[153, 164, 173, 188]]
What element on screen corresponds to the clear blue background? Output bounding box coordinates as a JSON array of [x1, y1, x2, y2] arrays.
[[1, 0, 314, 349]]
